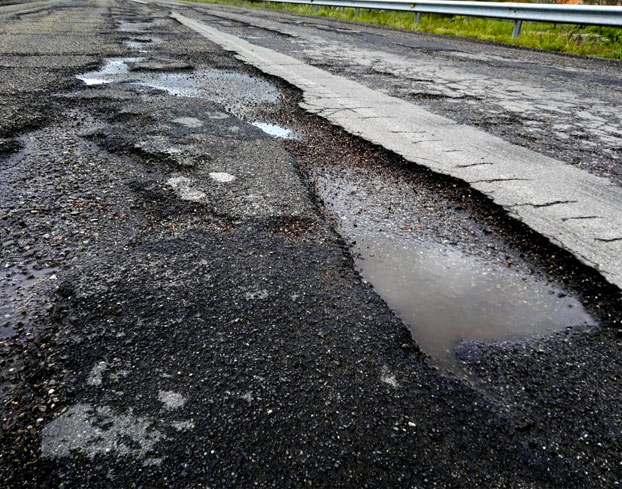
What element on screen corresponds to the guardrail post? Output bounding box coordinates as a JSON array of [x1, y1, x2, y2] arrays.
[[355, 7, 361, 16], [414, 11, 421, 26], [313, 4, 318, 11], [512, 20, 523, 40]]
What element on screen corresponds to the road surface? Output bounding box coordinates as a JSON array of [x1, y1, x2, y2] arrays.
[[0, 1, 620, 488]]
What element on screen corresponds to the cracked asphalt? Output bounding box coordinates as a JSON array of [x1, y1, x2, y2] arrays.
[[172, 2, 622, 185], [168, 5, 622, 290], [0, 1, 621, 488]]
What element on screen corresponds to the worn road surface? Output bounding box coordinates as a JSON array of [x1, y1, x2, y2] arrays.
[[0, 0, 621, 488]]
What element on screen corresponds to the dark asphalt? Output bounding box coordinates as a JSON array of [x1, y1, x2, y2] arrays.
[[0, 1, 621, 488]]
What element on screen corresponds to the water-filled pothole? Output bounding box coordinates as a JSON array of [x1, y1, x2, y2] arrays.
[[312, 167, 597, 371], [251, 122, 292, 139], [77, 57, 144, 85], [76, 58, 280, 116], [353, 234, 594, 368], [124, 36, 162, 53], [116, 20, 154, 33]]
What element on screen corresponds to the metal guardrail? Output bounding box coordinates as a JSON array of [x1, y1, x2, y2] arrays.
[[261, 0, 622, 39]]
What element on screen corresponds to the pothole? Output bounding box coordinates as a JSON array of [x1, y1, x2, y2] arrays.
[[209, 172, 236, 183], [251, 122, 292, 139], [77, 57, 143, 86], [130, 59, 193, 72], [123, 36, 162, 53], [172, 117, 204, 128], [135, 70, 280, 113], [294, 138, 601, 373], [166, 176, 206, 202], [76, 58, 281, 115], [116, 20, 155, 33]]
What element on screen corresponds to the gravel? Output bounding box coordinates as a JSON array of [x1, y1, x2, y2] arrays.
[[0, 1, 620, 488]]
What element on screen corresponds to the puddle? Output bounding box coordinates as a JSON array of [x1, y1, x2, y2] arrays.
[[209, 172, 236, 183], [313, 170, 597, 371], [76, 59, 280, 115], [172, 117, 204, 128], [166, 176, 206, 201], [77, 57, 143, 86], [251, 122, 292, 139], [354, 234, 594, 369], [124, 41, 149, 53]]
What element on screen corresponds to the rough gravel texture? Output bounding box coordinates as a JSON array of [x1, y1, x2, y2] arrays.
[[0, 1, 621, 489]]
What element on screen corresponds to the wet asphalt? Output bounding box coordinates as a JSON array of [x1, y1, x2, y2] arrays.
[[176, 1, 622, 186], [0, 1, 621, 488]]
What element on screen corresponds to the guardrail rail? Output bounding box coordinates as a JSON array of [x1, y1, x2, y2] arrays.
[[261, 0, 622, 39]]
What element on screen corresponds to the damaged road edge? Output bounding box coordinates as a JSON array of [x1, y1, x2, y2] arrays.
[[168, 9, 622, 291]]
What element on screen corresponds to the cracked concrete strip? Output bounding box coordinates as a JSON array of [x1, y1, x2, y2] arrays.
[[0, 0, 59, 17], [170, 12, 622, 290]]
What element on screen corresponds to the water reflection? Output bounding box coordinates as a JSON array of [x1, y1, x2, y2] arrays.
[[251, 122, 292, 139], [76, 59, 280, 116], [313, 170, 596, 370], [354, 233, 594, 369]]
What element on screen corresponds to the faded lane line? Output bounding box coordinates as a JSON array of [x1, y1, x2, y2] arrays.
[[171, 11, 622, 290]]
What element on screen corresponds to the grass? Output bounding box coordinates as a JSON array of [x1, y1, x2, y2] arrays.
[[189, 0, 622, 59]]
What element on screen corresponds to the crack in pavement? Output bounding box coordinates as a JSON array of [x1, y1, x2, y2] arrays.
[[456, 162, 495, 168], [470, 178, 531, 184], [510, 200, 579, 208], [561, 215, 602, 222], [595, 237, 622, 243]]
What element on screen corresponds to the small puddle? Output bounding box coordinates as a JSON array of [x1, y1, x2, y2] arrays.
[[136, 71, 279, 110], [313, 169, 597, 371], [77, 57, 143, 86], [251, 122, 292, 139], [124, 41, 149, 53], [116, 20, 154, 33]]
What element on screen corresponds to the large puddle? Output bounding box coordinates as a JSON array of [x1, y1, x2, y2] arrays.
[[313, 169, 596, 371], [352, 234, 594, 368]]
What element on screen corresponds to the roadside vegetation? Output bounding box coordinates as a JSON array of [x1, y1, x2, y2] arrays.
[[191, 0, 622, 59]]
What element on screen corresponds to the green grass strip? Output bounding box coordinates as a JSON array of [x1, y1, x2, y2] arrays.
[[187, 0, 622, 59]]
